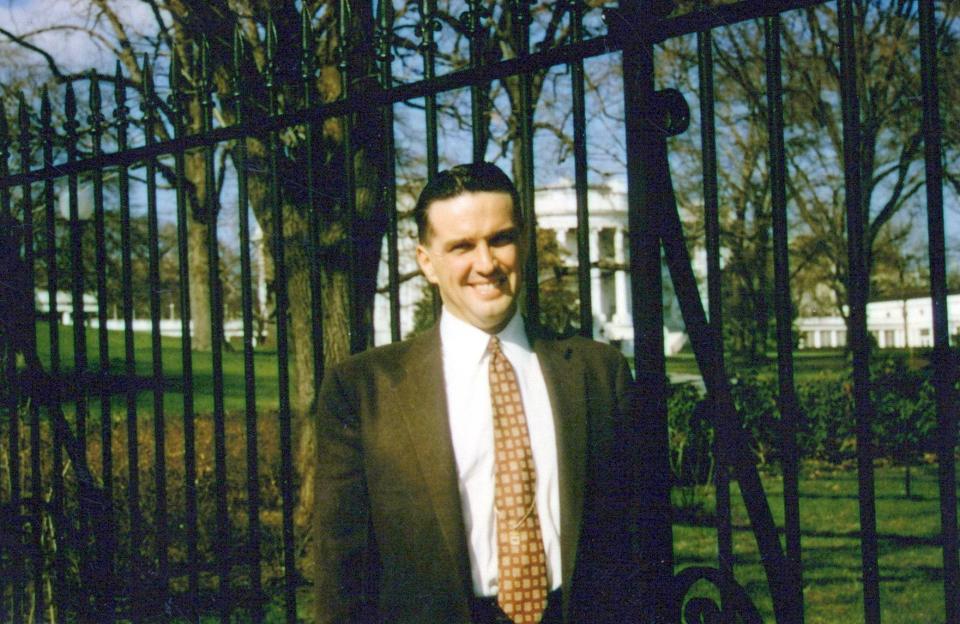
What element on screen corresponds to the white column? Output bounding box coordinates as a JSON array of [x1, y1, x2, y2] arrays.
[[590, 228, 605, 330], [555, 227, 568, 251], [612, 227, 631, 325]]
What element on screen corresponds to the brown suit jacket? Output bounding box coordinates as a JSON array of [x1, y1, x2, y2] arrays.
[[312, 323, 655, 623]]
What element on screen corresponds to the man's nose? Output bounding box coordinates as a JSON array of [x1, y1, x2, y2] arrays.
[[474, 243, 495, 273]]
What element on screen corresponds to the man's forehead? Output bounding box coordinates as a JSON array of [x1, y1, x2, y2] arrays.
[[426, 191, 516, 220]]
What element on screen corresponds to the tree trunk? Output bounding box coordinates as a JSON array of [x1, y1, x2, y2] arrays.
[[293, 267, 351, 532], [187, 217, 212, 352], [183, 133, 213, 352]]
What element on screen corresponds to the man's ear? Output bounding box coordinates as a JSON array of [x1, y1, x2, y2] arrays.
[[416, 244, 438, 285]]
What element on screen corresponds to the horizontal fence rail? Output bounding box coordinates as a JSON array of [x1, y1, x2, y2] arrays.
[[1, 1, 956, 623]]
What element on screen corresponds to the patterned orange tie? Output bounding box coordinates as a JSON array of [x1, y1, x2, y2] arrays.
[[488, 336, 549, 624]]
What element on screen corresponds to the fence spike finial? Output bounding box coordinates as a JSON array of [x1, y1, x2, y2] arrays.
[[338, 0, 351, 74], [142, 53, 153, 87], [16, 92, 30, 183], [89, 69, 102, 121], [265, 10, 277, 93], [40, 87, 50, 126], [114, 60, 126, 107], [301, 1, 313, 79], [18, 90, 29, 132], [142, 53, 154, 105], [142, 53, 156, 128], [90, 69, 100, 104], [170, 47, 179, 92], [64, 82, 77, 133], [200, 33, 211, 88], [231, 25, 245, 118], [266, 10, 277, 62], [233, 22, 245, 70]]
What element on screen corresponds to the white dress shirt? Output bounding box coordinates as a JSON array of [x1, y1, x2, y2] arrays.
[[439, 310, 562, 597]]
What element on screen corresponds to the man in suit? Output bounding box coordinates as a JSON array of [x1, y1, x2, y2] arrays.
[[312, 163, 653, 623]]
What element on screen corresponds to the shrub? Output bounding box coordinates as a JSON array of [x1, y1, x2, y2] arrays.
[[666, 382, 713, 487], [795, 374, 855, 463], [664, 354, 941, 478]]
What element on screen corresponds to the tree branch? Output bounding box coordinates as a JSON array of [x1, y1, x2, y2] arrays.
[[0, 26, 66, 81]]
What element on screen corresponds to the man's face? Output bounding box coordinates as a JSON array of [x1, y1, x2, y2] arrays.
[[416, 191, 523, 334]]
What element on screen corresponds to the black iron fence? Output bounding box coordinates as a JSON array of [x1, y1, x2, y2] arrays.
[[0, 0, 956, 622]]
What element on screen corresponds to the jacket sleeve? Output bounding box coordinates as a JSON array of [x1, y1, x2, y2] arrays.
[[311, 364, 375, 623]]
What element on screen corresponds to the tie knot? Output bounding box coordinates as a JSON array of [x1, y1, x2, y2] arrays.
[[487, 335, 502, 355]]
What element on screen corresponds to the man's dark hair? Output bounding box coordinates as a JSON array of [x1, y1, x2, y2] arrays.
[[413, 162, 523, 242]]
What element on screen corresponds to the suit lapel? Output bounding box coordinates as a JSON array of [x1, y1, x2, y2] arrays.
[[532, 337, 587, 598], [392, 327, 473, 603]]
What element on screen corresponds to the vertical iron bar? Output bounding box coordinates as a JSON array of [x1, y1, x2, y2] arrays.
[[65, 82, 92, 542], [514, 0, 539, 324], [419, 0, 439, 178], [378, 0, 401, 342], [0, 99, 15, 624], [142, 55, 170, 605], [466, 0, 487, 162], [23, 128, 45, 624], [199, 37, 232, 624], [24, 149, 44, 624], [0, 99, 9, 624], [837, 1, 881, 622], [570, 0, 593, 338], [765, 14, 803, 623], [919, 1, 960, 622], [169, 52, 200, 622], [696, 4, 733, 605], [419, 0, 442, 321], [618, 2, 674, 620], [20, 127, 44, 624], [338, 1, 363, 354], [41, 89, 68, 622], [266, 17, 298, 623], [64, 83, 94, 620], [233, 27, 263, 622], [89, 71, 117, 622], [16, 93, 46, 624], [115, 65, 144, 622], [8, 93, 26, 624]]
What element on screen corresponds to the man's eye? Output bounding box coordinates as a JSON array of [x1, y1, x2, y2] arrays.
[[491, 232, 516, 246]]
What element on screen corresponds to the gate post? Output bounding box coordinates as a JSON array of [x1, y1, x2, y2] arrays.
[[616, 1, 676, 621]]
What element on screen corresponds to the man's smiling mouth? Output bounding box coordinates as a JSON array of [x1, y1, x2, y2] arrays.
[[470, 280, 506, 295]]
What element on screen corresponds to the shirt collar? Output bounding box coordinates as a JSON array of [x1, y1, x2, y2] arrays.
[[439, 309, 531, 366]]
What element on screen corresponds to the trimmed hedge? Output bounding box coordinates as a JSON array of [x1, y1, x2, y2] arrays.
[[667, 354, 943, 486]]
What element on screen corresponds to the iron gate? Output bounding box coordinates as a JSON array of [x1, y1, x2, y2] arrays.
[[0, 0, 957, 622]]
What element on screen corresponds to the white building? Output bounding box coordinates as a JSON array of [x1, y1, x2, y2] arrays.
[[35, 289, 98, 326], [373, 184, 689, 356], [796, 293, 960, 349]]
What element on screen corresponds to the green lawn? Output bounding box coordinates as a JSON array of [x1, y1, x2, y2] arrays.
[[675, 464, 949, 623], [32, 322, 283, 417], [666, 348, 869, 384]]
